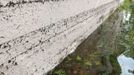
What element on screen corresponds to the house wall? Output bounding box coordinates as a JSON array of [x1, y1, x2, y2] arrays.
[[0, 0, 121, 75]]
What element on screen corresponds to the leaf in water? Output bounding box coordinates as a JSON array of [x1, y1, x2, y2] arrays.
[[95, 61, 101, 65], [76, 55, 82, 61], [128, 69, 134, 74], [54, 69, 66, 75], [84, 61, 92, 66]]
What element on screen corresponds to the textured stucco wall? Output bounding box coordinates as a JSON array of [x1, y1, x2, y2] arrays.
[[0, 0, 121, 75]]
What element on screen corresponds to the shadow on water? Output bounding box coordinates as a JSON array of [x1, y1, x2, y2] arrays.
[[47, 0, 134, 75]]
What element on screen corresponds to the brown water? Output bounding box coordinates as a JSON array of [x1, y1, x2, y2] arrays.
[[47, 10, 124, 75]]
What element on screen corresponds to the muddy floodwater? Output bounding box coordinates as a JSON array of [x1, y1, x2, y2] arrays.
[[47, 1, 134, 75], [47, 9, 123, 75]]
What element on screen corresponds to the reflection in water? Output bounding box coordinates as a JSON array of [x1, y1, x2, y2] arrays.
[[117, 0, 134, 74], [48, 0, 134, 75], [118, 54, 134, 75], [48, 10, 123, 75]]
